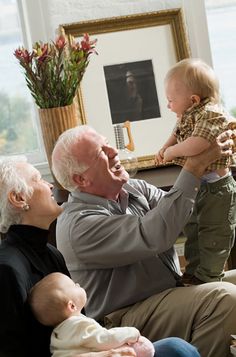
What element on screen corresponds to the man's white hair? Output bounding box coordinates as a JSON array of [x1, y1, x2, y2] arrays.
[[52, 125, 95, 192], [0, 156, 33, 233]]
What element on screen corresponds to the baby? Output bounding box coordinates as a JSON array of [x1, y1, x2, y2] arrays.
[[28, 272, 155, 357]]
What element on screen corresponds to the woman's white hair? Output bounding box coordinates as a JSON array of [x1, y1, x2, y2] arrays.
[[0, 156, 33, 233], [52, 125, 95, 192]]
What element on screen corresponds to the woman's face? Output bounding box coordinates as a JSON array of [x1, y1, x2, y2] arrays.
[[17, 162, 62, 229]]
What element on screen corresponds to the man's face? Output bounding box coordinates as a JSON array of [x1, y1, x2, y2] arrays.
[[73, 129, 129, 200]]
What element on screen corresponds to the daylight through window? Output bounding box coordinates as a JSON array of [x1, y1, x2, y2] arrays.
[[0, 0, 43, 162]]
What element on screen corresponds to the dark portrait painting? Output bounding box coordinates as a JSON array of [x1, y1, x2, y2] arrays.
[[103, 60, 160, 125]]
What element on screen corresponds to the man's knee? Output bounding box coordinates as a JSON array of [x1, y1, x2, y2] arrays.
[[153, 337, 200, 357]]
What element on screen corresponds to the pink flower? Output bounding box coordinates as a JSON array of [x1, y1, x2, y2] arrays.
[[14, 33, 97, 108], [33, 43, 49, 63], [55, 35, 66, 50], [80, 33, 97, 53], [14, 48, 32, 64]]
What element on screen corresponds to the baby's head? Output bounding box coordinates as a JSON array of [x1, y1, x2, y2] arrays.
[[165, 58, 220, 117], [28, 272, 87, 326]]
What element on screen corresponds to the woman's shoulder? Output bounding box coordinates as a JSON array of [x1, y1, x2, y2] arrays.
[[0, 246, 30, 296], [0, 240, 31, 277], [0, 239, 22, 260]]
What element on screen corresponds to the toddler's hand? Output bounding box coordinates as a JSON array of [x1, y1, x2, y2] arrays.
[[155, 147, 166, 165], [163, 147, 175, 163]]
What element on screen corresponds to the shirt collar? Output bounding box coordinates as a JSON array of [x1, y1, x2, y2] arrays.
[[69, 180, 142, 210]]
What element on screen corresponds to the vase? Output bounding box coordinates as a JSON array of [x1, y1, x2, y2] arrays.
[[38, 102, 79, 187]]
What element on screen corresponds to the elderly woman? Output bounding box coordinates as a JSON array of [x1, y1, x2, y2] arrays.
[[0, 156, 201, 357]]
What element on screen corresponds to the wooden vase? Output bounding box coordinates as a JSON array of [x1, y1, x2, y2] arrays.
[[38, 103, 78, 187]]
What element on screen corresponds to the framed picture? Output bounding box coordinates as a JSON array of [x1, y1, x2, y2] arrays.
[[60, 9, 191, 170]]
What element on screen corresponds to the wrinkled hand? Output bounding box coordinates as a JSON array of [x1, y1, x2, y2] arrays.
[[216, 129, 235, 156], [74, 347, 137, 357]]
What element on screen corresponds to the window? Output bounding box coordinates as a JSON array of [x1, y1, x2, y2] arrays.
[[0, 0, 45, 163], [205, 0, 236, 116]]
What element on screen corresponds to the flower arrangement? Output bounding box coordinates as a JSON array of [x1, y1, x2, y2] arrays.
[[14, 33, 97, 109]]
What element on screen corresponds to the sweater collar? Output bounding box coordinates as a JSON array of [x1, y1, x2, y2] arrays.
[[6, 225, 49, 252]]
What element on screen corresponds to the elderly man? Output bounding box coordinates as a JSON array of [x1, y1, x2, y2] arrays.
[[52, 125, 236, 357]]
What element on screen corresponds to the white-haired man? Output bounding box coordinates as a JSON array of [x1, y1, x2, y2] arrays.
[[52, 125, 236, 357]]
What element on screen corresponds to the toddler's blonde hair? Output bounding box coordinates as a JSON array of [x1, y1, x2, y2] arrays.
[[165, 58, 220, 103]]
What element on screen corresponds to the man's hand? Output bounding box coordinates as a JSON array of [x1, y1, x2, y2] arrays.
[[184, 130, 235, 178]]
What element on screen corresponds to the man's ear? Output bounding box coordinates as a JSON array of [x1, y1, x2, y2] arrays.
[[8, 191, 26, 209], [191, 94, 201, 105], [73, 174, 90, 188]]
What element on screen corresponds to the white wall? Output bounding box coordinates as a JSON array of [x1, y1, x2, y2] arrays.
[[25, 0, 212, 64], [22, 0, 213, 180]]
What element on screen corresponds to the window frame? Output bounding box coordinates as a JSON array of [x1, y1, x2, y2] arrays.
[[15, 0, 53, 180]]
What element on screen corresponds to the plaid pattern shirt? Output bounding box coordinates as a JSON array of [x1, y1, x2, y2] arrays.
[[173, 98, 233, 171]]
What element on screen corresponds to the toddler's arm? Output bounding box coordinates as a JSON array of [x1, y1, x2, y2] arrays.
[[155, 133, 177, 165], [163, 136, 210, 163]]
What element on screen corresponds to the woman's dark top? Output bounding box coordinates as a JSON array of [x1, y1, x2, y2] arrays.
[[0, 224, 70, 357]]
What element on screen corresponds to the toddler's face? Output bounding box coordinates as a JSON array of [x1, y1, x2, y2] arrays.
[[165, 78, 193, 118]]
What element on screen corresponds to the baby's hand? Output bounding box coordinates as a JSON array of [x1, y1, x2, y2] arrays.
[[155, 147, 166, 165], [132, 336, 155, 357]]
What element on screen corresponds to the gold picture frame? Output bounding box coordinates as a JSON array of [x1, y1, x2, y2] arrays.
[[60, 9, 191, 170]]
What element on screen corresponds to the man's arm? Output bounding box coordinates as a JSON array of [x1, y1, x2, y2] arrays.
[[62, 131, 235, 268], [65, 173, 198, 267]]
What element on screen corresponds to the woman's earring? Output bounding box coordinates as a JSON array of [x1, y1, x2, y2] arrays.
[[22, 204, 30, 211]]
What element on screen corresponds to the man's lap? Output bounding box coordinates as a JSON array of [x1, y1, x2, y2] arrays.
[[104, 281, 236, 357]]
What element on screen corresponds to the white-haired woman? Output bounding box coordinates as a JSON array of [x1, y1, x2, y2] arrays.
[[0, 156, 201, 357], [0, 157, 132, 357]]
